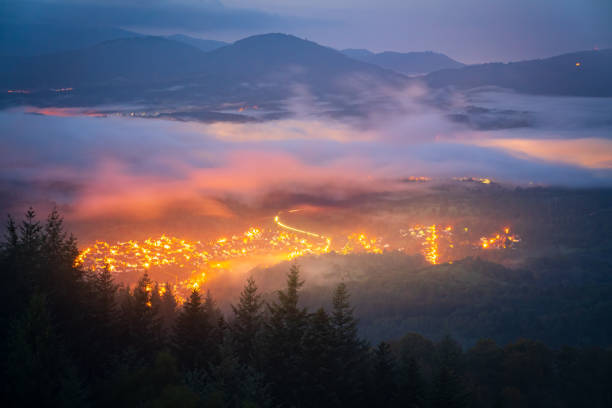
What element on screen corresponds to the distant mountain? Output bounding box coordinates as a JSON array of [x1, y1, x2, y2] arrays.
[[0, 23, 139, 56], [0, 36, 209, 89], [1, 33, 407, 106], [166, 34, 228, 52], [342, 48, 375, 59], [200, 34, 404, 84], [342, 49, 464, 74], [426, 49, 612, 96]]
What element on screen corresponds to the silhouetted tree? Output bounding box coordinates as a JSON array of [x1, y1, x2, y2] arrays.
[[172, 288, 213, 371], [101, 351, 199, 407], [430, 364, 469, 408], [120, 272, 162, 361], [189, 331, 273, 408], [301, 308, 338, 407], [85, 265, 120, 377], [398, 355, 425, 408], [264, 264, 308, 405], [4, 293, 86, 407], [502, 339, 555, 407], [429, 336, 469, 408], [372, 342, 398, 407], [466, 339, 503, 407], [330, 282, 368, 406], [2, 208, 612, 408], [230, 276, 264, 366], [159, 282, 178, 333]]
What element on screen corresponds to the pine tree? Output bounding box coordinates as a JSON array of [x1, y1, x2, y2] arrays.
[[301, 308, 338, 407], [86, 265, 120, 376], [430, 365, 469, 408], [150, 282, 164, 341], [42, 208, 79, 266], [92, 265, 118, 328], [159, 282, 178, 333], [172, 288, 214, 371], [398, 355, 425, 408], [19, 207, 42, 255], [151, 282, 162, 310], [203, 289, 224, 327], [436, 334, 464, 374], [11, 208, 43, 304], [264, 264, 308, 406], [9, 209, 90, 364], [203, 289, 224, 363], [430, 335, 469, 408], [373, 342, 398, 407], [230, 276, 264, 366], [120, 272, 162, 360], [211, 331, 273, 408], [4, 293, 87, 407], [331, 283, 357, 341], [0, 215, 27, 331], [330, 282, 368, 406], [41, 209, 85, 327], [4, 214, 18, 249]]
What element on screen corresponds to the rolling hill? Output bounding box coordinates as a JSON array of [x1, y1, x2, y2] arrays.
[[426, 49, 612, 96], [0, 33, 408, 107], [197, 34, 406, 88], [245, 252, 612, 346], [0, 36, 209, 89], [166, 34, 228, 52], [342, 49, 464, 74]]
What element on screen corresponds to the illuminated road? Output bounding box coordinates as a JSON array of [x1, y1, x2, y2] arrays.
[[274, 210, 332, 251], [274, 210, 324, 238]]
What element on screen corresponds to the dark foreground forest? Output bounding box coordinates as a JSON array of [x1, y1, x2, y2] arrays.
[[1, 209, 611, 407]]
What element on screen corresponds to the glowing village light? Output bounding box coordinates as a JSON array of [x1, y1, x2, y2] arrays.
[[76, 211, 521, 298]]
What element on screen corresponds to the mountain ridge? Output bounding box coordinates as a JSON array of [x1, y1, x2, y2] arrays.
[[342, 48, 464, 74], [166, 34, 228, 52], [426, 48, 612, 96], [0, 33, 408, 110]]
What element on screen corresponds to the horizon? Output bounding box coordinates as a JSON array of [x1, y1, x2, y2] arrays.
[[92, 31, 612, 65], [2, 0, 611, 63]]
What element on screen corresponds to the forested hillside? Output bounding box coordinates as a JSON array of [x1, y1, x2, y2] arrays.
[[250, 252, 612, 346], [1, 209, 611, 407]]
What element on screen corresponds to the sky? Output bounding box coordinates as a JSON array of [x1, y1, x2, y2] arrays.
[[2, 0, 611, 63]]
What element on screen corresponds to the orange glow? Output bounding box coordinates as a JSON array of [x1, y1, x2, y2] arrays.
[[340, 233, 383, 255], [479, 227, 521, 249], [403, 176, 431, 182], [470, 138, 612, 169], [67, 151, 398, 222], [405, 224, 442, 264], [24, 106, 105, 117], [76, 211, 521, 297], [401, 224, 520, 264], [76, 213, 334, 295]]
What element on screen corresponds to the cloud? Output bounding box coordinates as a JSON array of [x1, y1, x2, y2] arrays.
[[67, 148, 404, 220], [2, 84, 612, 242], [469, 138, 612, 169], [0, 0, 309, 33]]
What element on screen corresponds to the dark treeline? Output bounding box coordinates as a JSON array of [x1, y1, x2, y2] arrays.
[[1, 209, 611, 407]]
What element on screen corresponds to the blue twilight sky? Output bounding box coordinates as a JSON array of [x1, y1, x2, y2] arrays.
[[1, 0, 611, 63]]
